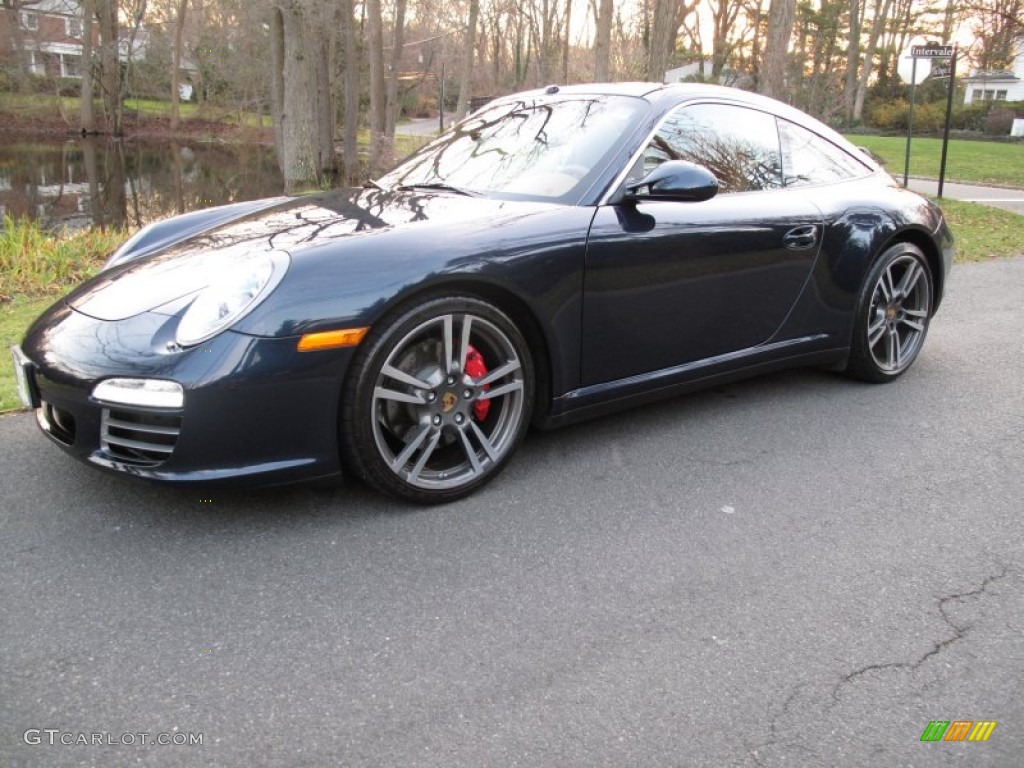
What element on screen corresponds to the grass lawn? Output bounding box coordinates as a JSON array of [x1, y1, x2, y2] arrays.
[[0, 91, 267, 129], [937, 198, 1024, 261], [847, 135, 1024, 188], [1, 295, 53, 413]]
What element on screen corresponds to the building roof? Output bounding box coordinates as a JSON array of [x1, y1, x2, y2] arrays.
[[965, 70, 1020, 83], [18, 0, 81, 16]]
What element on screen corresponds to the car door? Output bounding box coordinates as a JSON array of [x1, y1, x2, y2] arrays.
[[581, 102, 823, 386]]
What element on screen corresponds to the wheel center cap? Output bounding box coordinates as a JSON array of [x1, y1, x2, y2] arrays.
[[440, 392, 458, 413], [885, 305, 898, 321]]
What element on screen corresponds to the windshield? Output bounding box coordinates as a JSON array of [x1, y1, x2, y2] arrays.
[[377, 94, 648, 204]]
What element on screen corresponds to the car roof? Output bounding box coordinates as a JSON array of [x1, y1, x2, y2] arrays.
[[507, 81, 795, 105]]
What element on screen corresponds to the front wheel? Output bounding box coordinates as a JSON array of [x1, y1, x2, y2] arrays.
[[340, 296, 534, 504], [845, 242, 933, 383]]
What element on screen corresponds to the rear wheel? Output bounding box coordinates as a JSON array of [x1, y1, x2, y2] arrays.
[[341, 296, 534, 504], [846, 242, 933, 382]]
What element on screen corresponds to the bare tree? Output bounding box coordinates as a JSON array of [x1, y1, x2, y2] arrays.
[[593, 0, 614, 80], [269, 1, 285, 162], [561, 0, 571, 82], [80, 0, 96, 133], [385, 0, 408, 135], [646, 0, 678, 82], [455, 0, 480, 118], [6, 0, 37, 92], [709, 0, 748, 77], [312, 1, 335, 178], [760, 0, 796, 98], [95, 0, 122, 135], [170, 0, 188, 133], [366, 0, 388, 173], [965, 0, 1024, 70], [270, 1, 319, 191], [853, 0, 894, 120], [843, 0, 861, 120], [339, 0, 360, 183]]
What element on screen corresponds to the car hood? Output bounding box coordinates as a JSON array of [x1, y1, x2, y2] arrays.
[[66, 188, 557, 321]]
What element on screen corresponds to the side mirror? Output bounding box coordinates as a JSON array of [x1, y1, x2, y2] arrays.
[[625, 160, 719, 203]]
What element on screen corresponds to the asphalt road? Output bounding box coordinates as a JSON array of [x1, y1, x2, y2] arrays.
[[2, 258, 1022, 768]]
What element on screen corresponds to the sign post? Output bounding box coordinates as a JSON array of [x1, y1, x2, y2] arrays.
[[903, 56, 919, 186], [903, 41, 957, 194], [936, 47, 958, 198]]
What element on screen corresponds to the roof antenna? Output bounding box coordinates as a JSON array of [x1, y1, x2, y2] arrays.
[[544, 84, 560, 95]]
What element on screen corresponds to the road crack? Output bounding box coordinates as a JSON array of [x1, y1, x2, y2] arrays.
[[831, 567, 1010, 702]]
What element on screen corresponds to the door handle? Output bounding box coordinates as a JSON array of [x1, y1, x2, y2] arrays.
[[783, 225, 818, 250]]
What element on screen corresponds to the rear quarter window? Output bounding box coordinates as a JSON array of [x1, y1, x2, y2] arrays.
[[779, 119, 872, 188]]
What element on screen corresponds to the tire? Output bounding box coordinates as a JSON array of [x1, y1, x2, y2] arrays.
[[340, 295, 534, 504], [845, 242, 933, 383]]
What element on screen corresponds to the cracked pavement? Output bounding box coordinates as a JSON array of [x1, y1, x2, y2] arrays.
[[2, 256, 1023, 767]]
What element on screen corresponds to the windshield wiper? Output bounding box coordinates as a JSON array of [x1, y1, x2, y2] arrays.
[[397, 183, 481, 197]]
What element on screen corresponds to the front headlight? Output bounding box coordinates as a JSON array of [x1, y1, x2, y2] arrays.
[[175, 250, 289, 346]]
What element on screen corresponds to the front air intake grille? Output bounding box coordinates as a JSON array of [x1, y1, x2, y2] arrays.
[[101, 408, 182, 466], [39, 400, 76, 445]]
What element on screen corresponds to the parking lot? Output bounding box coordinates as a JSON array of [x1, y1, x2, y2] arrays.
[[2, 257, 1022, 767]]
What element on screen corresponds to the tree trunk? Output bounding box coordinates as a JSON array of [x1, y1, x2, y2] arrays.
[[760, 0, 796, 99], [8, 0, 31, 92], [340, 0, 360, 184], [278, 3, 319, 192], [96, 0, 122, 136], [386, 0, 407, 136], [455, 0, 480, 119], [170, 0, 188, 133], [561, 0, 572, 83], [80, 0, 96, 133], [366, 0, 389, 173], [844, 0, 862, 121], [853, 0, 894, 121], [269, 6, 285, 166], [646, 0, 677, 81], [748, 0, 766, 87], [309, 2, 335, 178], [593, 0, 613, 80]]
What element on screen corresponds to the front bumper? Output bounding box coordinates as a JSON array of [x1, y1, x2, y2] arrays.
[[19, 302, 353, 487]]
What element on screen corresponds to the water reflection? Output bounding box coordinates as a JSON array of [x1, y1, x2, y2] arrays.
[[0, 136, 283, 232]]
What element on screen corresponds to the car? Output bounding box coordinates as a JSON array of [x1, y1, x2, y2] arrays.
[[12, 82, 953, 504]]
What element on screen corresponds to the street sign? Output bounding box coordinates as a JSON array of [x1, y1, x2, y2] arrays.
[[898, 53, 930, 84], [911, 43, 954, 58]]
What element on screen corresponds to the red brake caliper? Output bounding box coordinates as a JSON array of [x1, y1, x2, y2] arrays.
[[464, 345, 491, 421]]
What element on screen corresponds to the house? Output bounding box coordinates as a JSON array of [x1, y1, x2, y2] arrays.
[[664, 59, 751, 89], [963, 50, 1024, 104], [0, 0, 96, 79], [664, 60, 713, 84]]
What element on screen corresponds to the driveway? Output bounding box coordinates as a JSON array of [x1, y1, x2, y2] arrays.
[[2, 257, 1022, 767], [906, 178, 1024, 214], [395, 115, 453, 137]]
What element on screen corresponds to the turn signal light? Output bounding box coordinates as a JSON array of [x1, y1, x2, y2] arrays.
[[297, 327, 369, 352]]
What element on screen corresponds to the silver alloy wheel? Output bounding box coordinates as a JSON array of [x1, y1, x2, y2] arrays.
[[370, 312, 526, 490], [866, 252, 932, 374]]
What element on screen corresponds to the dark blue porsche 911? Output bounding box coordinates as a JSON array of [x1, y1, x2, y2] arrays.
[[12, 82, 953, 503]]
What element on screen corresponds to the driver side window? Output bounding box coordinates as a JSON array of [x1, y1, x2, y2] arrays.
[[642, 103, 783, 194]]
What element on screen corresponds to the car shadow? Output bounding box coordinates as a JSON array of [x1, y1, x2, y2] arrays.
[[8, 366, 871, 539]]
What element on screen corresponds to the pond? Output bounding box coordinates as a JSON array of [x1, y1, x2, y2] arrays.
[[0, 136, 284, 232]]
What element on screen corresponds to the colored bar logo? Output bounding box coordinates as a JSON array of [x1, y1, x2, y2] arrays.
[[920, 720, 997, 742]]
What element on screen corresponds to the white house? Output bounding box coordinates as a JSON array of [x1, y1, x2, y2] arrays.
[[963, 50, 1024, 104], [664, 60, 713, 83]]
